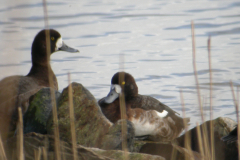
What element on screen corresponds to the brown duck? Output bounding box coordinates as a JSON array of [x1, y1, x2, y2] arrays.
[[98, 72, 189, 141], [0, 29, 79, 141]]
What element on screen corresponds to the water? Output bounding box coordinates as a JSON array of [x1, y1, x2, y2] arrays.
[[0, 0, 240, 129]]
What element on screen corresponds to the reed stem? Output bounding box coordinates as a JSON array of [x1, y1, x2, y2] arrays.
[[119, 53, 128, 159], [68, 73, 78, 160], [191, 21, 203, 122], [18, 107, 24, 160], [208, 36, 215, 160], [42, 0, 61, 159], [230, 81, 240, 160], [0, 134, 7, 160], [180, 90, 192, 160]]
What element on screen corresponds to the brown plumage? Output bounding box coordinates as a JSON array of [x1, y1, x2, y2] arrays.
[[98, 72, 189, 141], [0, 29, 79, 141]]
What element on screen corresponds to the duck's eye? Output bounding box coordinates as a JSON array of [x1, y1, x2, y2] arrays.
[[122, 81, 125, 85], [51, 37, 55, 41]]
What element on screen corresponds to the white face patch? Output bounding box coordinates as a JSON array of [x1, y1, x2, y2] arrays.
[[113, 84, 121, 94], [155, 110, 168, 118], [55, 37, 63, 51]]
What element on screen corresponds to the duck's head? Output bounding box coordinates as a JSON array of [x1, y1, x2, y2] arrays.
[[31, 29, 79, 65], [103, 72, 138, 103]]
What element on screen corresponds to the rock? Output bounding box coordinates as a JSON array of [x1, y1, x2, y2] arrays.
[[5, 132, 165, 160], [91, 148, 165, 160], [47, 82, 135, 151], [23, 88, 60, 134], [139, 117, 238, 160], [101, 119, 135, 151], [176, 117, 238, 160], [5, 132, 111, 160], [140, 142, 204, 160], [132, 140, 147, 153]]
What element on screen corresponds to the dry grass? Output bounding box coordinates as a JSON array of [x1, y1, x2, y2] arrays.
[[230, 82, 240, 160], [119, 53, 129, 159], [42, 0, 61, 159], [180, 89, 193, 160], [68, 73, 78, 160], [0, 135, 7, 160], [17, 107, 24, 160]]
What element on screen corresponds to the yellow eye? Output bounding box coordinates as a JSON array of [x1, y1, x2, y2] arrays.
[[122, 81, 125, 85], [51, 37, 55, 41]]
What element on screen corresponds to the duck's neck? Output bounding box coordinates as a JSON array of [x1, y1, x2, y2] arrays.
[[27, 62, 58, 90]]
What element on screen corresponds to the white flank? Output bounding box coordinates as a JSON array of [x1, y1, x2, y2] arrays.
[[55, 37, 63, 50], [131, 118, 156, 136], [155, 110, 168, 118]]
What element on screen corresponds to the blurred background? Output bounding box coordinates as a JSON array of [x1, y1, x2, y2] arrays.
[[0, 0, 239, 129]]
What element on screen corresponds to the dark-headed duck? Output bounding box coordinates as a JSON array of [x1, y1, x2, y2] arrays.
[[0, 29, 79, 140], [98, 72, 189, 141]]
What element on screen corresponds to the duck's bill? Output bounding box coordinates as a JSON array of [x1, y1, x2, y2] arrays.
[[59, 41, 79, 52], [103, 85, 121, 103]]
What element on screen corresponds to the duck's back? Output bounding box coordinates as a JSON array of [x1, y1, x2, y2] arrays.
[[130, 94, 177, 115], [0, 75, 42, 139], [0, 75, 42, 106]]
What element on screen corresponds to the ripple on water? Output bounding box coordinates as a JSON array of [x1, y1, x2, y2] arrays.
[[78, 31, 130, 39], [0, 64, 23, 67], [138, 59, 176, 62], [56, 71, 96, 77], [165, 21, 240, 30], [65, 56, 92, 59], [171, 69, 229, 77], [0, 2, 66, 12], [207, 27, 240, 36]]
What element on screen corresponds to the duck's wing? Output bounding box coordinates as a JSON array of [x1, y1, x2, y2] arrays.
[[221, 127, 237, 143], [131, 95, 190, 130], [0, 76, 43, 111], [0, 76, 43, 139], [131, 94, 179, 115], [129, 109, 184, 141]]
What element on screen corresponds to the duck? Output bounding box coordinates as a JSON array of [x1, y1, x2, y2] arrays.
[[0, 29, 79, 141], [98, 72, 189, 141], [221, 126, 238, 143]]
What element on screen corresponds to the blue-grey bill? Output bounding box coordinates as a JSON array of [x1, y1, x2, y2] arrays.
[[59, 41, 79, 53], [103, 87, 119, 103]]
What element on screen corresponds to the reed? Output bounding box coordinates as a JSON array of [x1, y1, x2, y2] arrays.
[[61, 141, 67, 160], [230, 81, 240, 160], [119, 53, 128, 159], [191, 21, 203, 121], [0, 134, 7, 160], [34, 148, 41, 160], [42, 147, 47, 160], [42, 0, 61, 159], [196, 122, 204, 160], [179, 89, 193, 160], [68, 73, 78, 160], [191, 21, 212, 160], [208, 36, 215, 160], [18, 107, 24, 160]]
